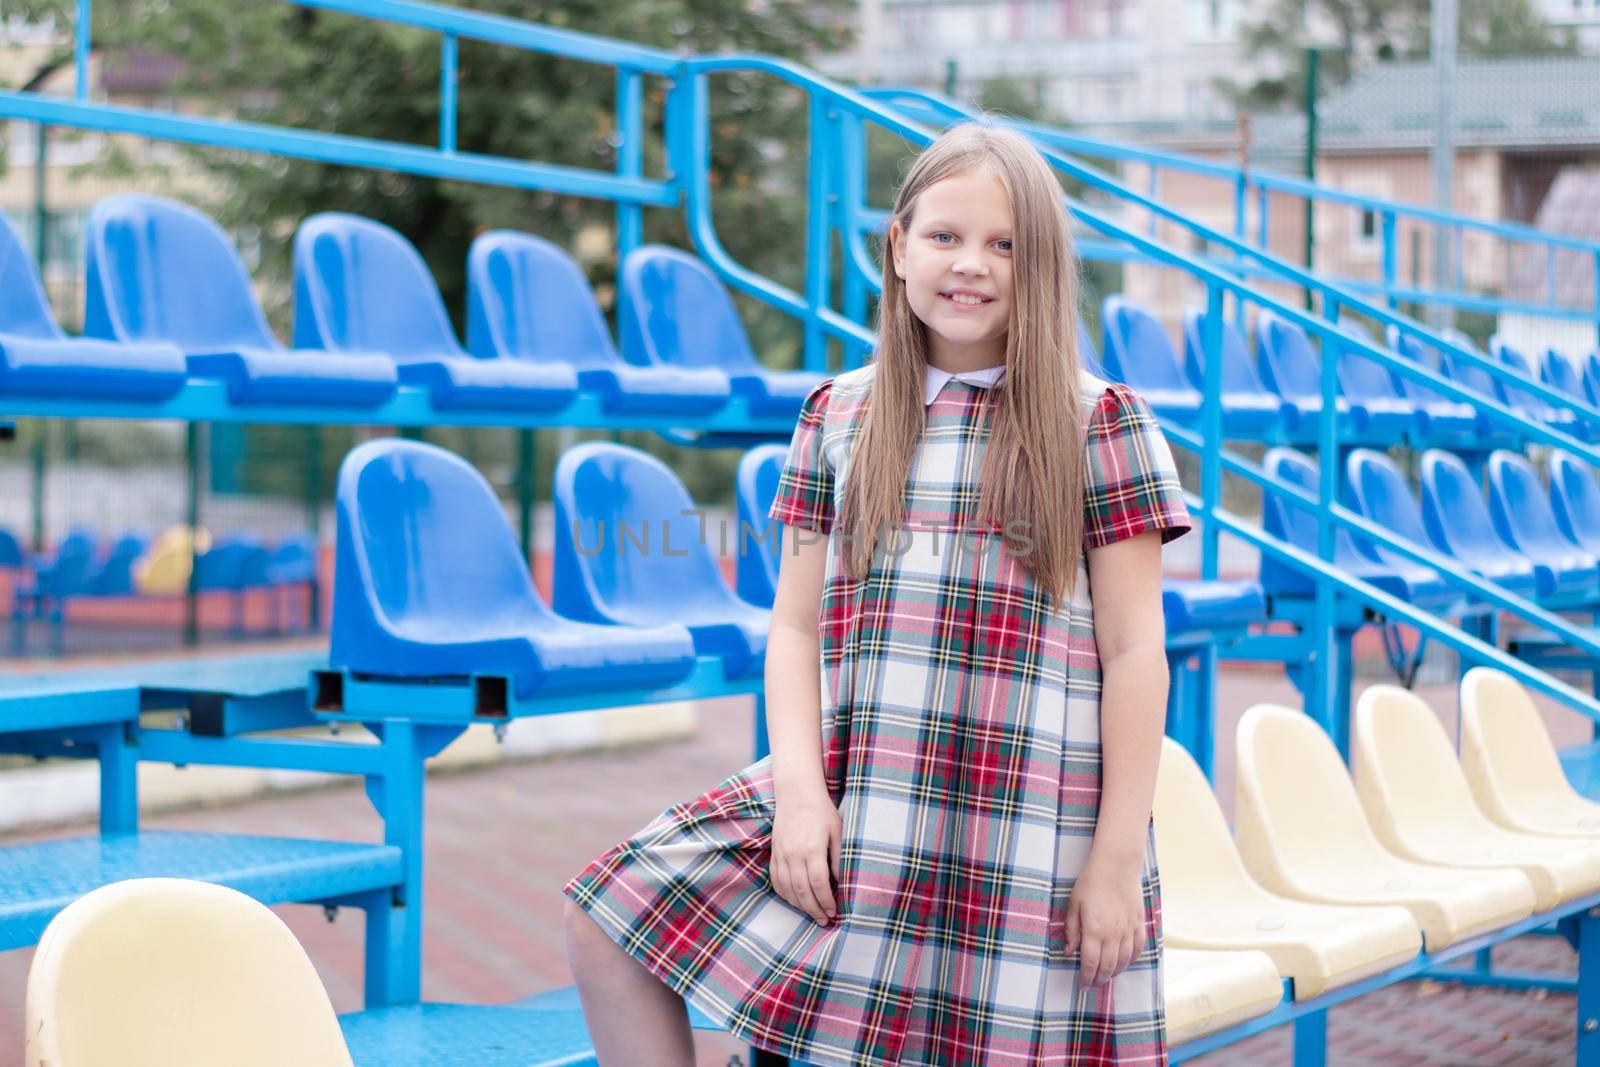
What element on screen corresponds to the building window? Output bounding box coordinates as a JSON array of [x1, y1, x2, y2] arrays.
[[1186, 0, 1240, 40]]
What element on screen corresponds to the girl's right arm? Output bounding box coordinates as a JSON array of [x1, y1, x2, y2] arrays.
[[764, 524, 841, 927]]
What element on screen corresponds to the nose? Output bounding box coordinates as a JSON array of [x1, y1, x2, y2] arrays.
[[952, 252, 990, 278]]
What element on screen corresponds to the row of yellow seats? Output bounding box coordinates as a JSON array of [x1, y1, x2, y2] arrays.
[[1154, 666, 1600, 1043], [21, 669, 1591, 1062]]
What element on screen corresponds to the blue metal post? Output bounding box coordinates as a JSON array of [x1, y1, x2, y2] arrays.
[[1292, 1009, 1327, 1067], [359, 885, 402, 1009], [803, 94, 834, 373], [370, 720, 426, 1003], [439, 33, 457, 153], [614, 67, 644, 339], [1233, 173, 1247, 244], [96, 721, 138, 834], [1578, 907, 1600, 1067], [75, 0, 91, 101], [1199, 286, 1223, 583], [837, 111, 870, 367], [1196, 285, 1225, 773], [1380, 210, 1398, 311], [1313, 301, 1343, 752], [1594, 251, 1600, 350]]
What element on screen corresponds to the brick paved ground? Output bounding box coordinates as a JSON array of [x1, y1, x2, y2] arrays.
[[0, 667, 1590, 1066]]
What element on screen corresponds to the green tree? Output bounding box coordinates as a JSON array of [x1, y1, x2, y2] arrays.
[[1227, 0, 1576, 108]]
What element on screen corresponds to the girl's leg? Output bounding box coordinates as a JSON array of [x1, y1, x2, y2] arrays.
[[563, 898, 696, 1067]]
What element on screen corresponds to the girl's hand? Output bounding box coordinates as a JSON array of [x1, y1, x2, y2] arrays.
[[770, 786, 842, 927], [1064, 851, 1145, 988]]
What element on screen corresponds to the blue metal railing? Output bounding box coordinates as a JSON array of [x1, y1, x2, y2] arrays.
[[871, 85, 1600, 335], [3, 0, 1600, 741]]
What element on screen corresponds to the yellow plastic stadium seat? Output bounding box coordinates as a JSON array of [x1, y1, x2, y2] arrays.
[[1153, 738, 1422, 1000], [1163, 948, 1284, 1045], [1460, 667, 1600, 837], [26, 878, 353, 1067], [134, 525, 212, 596], [1235, 704, 1536, 950], [1353, 685, 1600, 911]]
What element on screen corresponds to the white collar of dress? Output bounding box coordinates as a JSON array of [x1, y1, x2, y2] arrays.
[[923, 362, 1007, 406]]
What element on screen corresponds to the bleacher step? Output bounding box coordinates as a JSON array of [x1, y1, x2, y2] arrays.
[[340, 1003, 596, 1066], [0, 830, 401, 949]]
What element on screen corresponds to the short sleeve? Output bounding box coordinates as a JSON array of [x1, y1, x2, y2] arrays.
[[767, 378, 837, 534], [1083, 383, 1192, 549]]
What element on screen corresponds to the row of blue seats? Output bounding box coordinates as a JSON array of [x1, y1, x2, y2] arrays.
[[0, 196, 821, 416], [1093, 296, 1599, 446], [1261, 445, 1600, 611], [16, 530, 315, 603], [330, 437, 1261, 699]]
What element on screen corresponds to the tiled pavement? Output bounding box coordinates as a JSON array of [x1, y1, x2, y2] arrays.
[[0, 668, 1591, 1066]]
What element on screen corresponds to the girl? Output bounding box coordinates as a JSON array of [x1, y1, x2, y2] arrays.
[[563, 120, 1190, 1067]]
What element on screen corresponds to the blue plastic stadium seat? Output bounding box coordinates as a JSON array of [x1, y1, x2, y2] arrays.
[[0, 208, 186, 400], [1542, 349, 1587, 404], [1161, 578, 1265, 635], [84, 196, 398, 408], [1262, 447, 1456, 609], [1177, 303, 1299, 425], [1584, 352, 1600, 408], [1490, 336, 1581, 437], [618, 245, 822, 418], [193, 538, 256, 593], [1551, 450, 1600, 557], [1180, 308, 1289, 428], [295, 214, 579, 411], [1106, 297, 1280, 434], [234, 539, 274, 590], [1417, 449, 1541, 601], [1345, 449, 1493, 602], [466, 230, 731, 416], [1436, 333, 1500, 401], [733, 443, 787, 609], [1383, 326, 1485, 443], [0, 527, 23, 569], [268, 535, 317, 586], [553, 443, 770, 678], [1100, 297, 1201, 424], [18, 531, 95, 606], [1326, 324, 1418, 441], [83, 532, 147, 596], [1255, 311, 1352, 435], [332, 439, 695, 699], [1486, 450, 1599, 601]]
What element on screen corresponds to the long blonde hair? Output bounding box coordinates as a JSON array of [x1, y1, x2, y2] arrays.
[[839, 121, 1086, 603]]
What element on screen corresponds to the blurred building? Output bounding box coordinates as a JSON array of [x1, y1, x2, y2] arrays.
[[1100, 56, 1600, 354], [818, 0, 1256, 124]]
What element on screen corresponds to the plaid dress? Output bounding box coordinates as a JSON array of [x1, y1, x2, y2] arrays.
[[563, 362, 1192, 1066]]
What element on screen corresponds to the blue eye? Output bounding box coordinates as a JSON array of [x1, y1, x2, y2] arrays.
[[931, 233, 954, 245], [995, 240, 1013, 252]]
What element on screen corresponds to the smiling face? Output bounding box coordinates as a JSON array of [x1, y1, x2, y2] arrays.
[[890, 166, 1014, 372]]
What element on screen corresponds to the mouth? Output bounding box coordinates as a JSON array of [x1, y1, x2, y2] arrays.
[[940, 290, 993, 308]]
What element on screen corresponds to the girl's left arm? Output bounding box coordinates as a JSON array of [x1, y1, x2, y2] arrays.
[[1086, 527, 1168, 870], [1065, 528, 1168, 987]]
